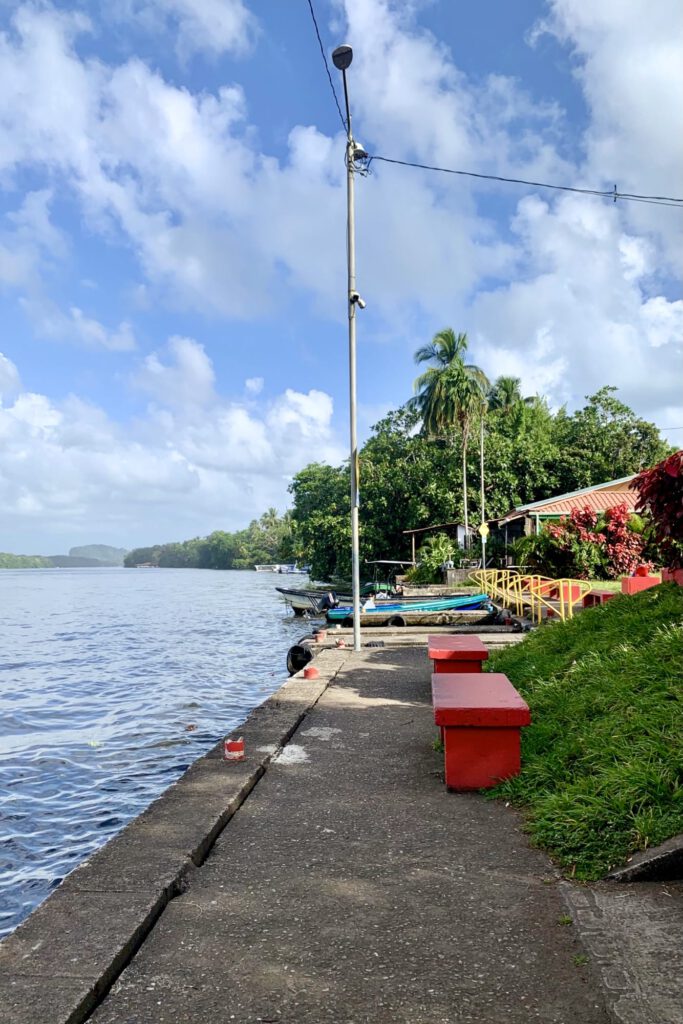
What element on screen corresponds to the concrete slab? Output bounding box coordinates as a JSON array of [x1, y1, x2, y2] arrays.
[[89, 647, 609, 1024], [56, 761, 259, 896], [562, 881, 683, 1024], [0, 888, 161, 984], [0, 977, 97, 1024]]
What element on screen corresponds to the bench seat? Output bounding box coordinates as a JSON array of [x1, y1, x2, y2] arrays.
[[428, 634, 489, 674], [432, 673, 530, 791]]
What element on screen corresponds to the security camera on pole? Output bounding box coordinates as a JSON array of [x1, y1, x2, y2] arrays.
[[332, 44, 367, 653]]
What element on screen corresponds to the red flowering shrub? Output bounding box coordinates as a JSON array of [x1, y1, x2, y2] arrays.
[[518, 503, 647, 578], [632, 451, 683, 569], [602, 504, 650, 577]]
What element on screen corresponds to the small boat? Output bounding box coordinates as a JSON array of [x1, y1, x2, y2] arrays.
[[327, 593, 492, 621], [276, 587, 337, 616], [254, 564, 280, 572]]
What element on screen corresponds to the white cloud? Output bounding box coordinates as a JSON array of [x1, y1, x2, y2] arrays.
[[0, 345, 344, 549], [533, 0, 683, 266], [245, 376, 263, 395], [0, 352, 20, 397], [0, 0, 680, 509], [20, 298, 137, 352], [344, 0, 570, 180], [117, 0, 257, 59], [0, 190, 65, 291], [69, 308, 136, 351], [471, 193, 683, 419], [134, 335, 216, 407], [0, 3, 560, 323]]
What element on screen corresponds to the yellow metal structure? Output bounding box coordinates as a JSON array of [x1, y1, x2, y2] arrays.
[[469, 569, 592, 624]]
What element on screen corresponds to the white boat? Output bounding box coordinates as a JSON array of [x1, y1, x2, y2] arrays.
[[254, 564, 280, 572], [276, 587, 336, 616]]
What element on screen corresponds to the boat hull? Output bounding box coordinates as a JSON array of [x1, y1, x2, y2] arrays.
[[276, 587, 336, 616], [327, 593, 492, 621]]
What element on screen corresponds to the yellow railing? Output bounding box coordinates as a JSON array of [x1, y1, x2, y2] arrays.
[[469, 569, 592, 623]]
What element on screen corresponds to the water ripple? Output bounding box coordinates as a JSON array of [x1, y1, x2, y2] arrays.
[[0, 567, 306, 937]]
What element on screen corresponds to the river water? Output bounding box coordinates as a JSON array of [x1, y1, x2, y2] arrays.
[[0, 568, 309, 937]]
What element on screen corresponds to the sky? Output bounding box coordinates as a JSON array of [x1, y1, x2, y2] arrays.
[[0, 0, 681, 554]]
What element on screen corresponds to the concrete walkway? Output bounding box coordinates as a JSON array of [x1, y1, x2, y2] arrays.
[[87, 647, 609, 1024]]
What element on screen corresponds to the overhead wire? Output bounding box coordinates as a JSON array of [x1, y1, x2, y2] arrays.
[[305, 0, 347, 133], [303, 3, 681, 208], [364, 154, 683, 208]]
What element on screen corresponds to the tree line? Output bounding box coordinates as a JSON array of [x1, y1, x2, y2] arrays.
[[124, 509, 294, 570], [125, 330, 669, 579]]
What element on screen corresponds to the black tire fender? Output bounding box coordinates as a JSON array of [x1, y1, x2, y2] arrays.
[[286, 643, 313, 676]]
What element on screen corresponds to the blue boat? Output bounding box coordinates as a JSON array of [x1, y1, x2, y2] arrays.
[[327, 593, 492, 621]]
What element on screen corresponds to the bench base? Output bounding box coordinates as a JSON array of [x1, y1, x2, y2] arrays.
[[583, 590, 616, 608], [432, 659, 483, 674], [443, 725, 521, 790]]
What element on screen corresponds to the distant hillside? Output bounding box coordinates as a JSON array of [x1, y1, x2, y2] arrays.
[[69, 545, 128, 565]]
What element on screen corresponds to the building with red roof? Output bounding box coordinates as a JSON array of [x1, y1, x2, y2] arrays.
[[496, 475, 638, 540]]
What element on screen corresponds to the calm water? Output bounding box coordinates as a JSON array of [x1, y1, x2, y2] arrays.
[[0, 568, 308, 937]]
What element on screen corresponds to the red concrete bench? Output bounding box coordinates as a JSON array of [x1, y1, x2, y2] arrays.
[[432, 673, 531, 791], [621, 576, 660, 595], [428, 634, 489, 674]]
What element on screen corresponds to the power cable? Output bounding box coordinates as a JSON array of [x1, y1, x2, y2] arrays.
[[306, 0, 347, 132], [366, 154, 683, 208], [615, 196, 683, 209], [302, 5, 681, 207]]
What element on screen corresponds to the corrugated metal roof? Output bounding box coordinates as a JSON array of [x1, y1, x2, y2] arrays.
[[515, 475, 636, 512], [497, 480, 638, 524], [535, 489, 637, 516]]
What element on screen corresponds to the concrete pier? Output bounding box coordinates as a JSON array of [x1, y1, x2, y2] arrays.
[[2, 640, 682, 1023]]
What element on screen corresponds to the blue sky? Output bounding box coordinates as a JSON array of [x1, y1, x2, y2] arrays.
[[0, 0, 681, 553]]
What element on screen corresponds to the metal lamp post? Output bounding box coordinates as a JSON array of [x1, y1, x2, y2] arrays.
[[332, 44, 366, 653]]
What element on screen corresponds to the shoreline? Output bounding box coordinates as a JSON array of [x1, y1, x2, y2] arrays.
[[3, 633, 682, 1024], [0, 647, 351, 1024]]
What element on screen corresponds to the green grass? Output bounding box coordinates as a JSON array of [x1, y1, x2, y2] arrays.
[[488, 584, 683, 879]]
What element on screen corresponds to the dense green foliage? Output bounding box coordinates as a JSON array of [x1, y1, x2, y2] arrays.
[[124, 509, 294, 570], [0, 552, 52, 568], [288, 384, 668, 579], [404, 532, 457, 583], [551, 387, 667, 493], [488, 584, 683, 878]]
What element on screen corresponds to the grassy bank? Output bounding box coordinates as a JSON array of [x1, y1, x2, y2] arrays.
[[488, 584, 683, 879]]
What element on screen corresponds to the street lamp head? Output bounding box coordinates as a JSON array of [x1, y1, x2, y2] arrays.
[[332, 44, 353, 71]]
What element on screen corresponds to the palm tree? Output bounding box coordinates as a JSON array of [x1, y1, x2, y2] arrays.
[[412, 329, 489, 539], [488, 376, 523, 414]]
